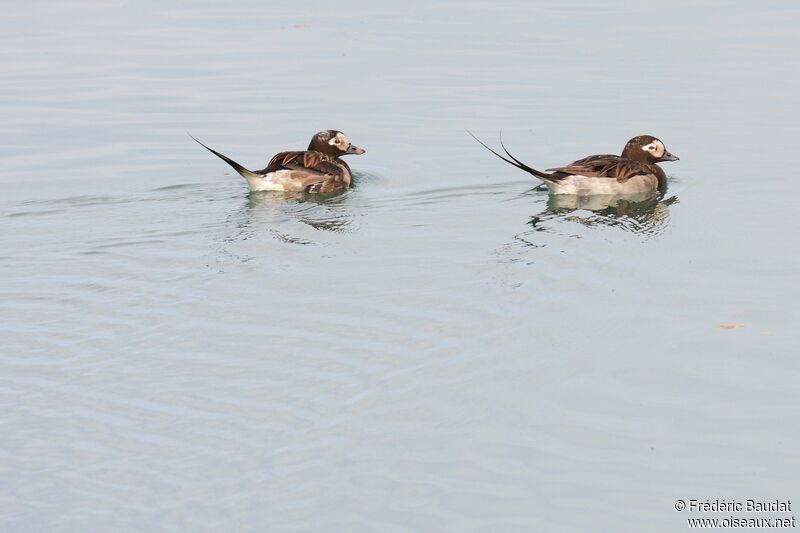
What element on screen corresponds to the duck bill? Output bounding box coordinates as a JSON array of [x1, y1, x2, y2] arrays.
[[661, 151, 679, 162], [346, 145, 366, 155]]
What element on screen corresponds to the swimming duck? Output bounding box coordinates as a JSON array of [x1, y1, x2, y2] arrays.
[[469, 132, 679, 195], [192, 130, 365, 193]]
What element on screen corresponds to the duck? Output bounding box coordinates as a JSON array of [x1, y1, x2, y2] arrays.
[[469, 132, 679, 195], [192, 130, 365, 193]]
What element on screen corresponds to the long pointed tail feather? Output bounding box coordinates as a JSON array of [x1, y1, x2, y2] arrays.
[[466, 130, 554, 181], [189, 134, 263, 181]]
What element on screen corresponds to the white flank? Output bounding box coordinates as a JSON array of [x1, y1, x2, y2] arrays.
[[242, 170, 301, 192], [546, 174, 658, 196]]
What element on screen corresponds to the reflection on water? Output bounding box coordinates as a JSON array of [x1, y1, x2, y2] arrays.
[[495, 189, 680, 263], [247, 188, 353, 234], [212, 179, 359, 255], [530, 191, 679, 237], [240, 171, 381, 236]]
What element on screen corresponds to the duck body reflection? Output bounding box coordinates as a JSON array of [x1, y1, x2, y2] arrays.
[[530, 189, 679, 236], [246, 189, 354, 233]]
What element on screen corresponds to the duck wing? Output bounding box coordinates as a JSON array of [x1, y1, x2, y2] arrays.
[[260, 150, 351, 193], [548, 155, 654, 182]]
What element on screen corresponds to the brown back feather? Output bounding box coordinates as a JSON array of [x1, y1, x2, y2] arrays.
[[548, 154, 661, 182], [259, 150, 351, 193]]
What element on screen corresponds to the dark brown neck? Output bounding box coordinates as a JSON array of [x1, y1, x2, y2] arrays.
[[652, 164, 667, 188]]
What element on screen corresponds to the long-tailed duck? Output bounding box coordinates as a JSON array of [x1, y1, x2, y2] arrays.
[[469, 132, 678, 195], [193, 130, 365, 193]]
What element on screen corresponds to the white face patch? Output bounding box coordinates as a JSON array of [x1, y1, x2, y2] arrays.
[[328, 132, 350, 149], [641, 140, 665, 158]]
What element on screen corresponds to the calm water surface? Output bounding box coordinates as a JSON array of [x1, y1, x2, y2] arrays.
[[1, 1, 799, 531]]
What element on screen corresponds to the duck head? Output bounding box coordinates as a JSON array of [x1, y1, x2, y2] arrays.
[[622, 135, 679, 164], [308, 130, 366, 158]]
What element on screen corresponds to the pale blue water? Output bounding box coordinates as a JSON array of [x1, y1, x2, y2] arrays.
[[1, 1, 799, 531]]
